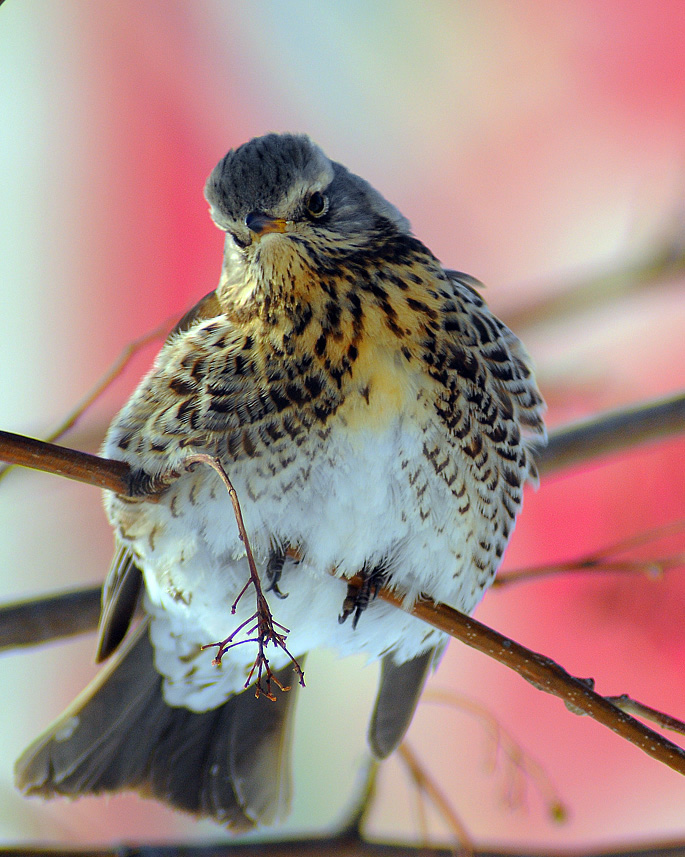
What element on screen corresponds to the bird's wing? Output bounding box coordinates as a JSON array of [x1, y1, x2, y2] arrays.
[[96, 290, 226, 663], [442, 269, 546, 456], [95, 543, 143, 662]]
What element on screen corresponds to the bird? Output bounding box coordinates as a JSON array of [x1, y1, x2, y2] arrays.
[[16, 132, 546, 831]]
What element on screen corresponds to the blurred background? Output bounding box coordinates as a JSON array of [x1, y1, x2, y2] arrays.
[[0, 1, 684, 850]]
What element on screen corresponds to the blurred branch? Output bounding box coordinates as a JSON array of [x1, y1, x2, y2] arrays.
[[424, 689, 567, 822], [506, 218, 685, 331], [0, 315, 175, 480], [537, 391, 685, 476], [495, 519, 685, 588], [0, 588, 101, 653], [397, 742, 474, 855], [2, 838, 685, 856]]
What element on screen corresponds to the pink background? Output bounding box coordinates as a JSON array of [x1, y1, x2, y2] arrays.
[[0, 1, 683, 849]]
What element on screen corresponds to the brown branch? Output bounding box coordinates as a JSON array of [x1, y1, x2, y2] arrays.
[[0, 431, 133, 495], [537, 391, 685, 476], [2, 838, 685, 856], [505, 220, 685, 332], [373, 586, 685, 777], [2, 393, 685, 778]]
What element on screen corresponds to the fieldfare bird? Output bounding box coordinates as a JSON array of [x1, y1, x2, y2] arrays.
[[16, 133, 545, 830]]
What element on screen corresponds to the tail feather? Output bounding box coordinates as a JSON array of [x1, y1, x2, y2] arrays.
[[368, 648, 435, 759], [15, 622, 299, 831]]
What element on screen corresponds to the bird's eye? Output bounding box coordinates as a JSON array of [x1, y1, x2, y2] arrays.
[[305, 191, 328, 218]]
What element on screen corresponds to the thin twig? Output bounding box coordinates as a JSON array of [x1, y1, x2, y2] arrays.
[[397, 742, 475, 856], [606, 695, 685, 739], [183, 453, 305, 698], [495, 519, 685, 588], [494, 554, 684, 588], [5, 577, 683, 778]]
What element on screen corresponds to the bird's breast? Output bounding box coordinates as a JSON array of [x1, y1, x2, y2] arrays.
[[336, 343, 424, 434]]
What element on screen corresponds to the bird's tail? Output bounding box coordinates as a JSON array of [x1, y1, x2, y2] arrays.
[[15, 621, 299, 831]]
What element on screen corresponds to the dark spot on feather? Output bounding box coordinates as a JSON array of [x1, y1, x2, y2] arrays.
[[169, 377, 195, 396], [315, 332, 327, 357], [285, 382, 306, 406], [304, 374, 323, 397], [270, 387, 290, 412], [406, 297, 437, 319]]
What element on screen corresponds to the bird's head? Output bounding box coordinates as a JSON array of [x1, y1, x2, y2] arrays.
[[204, 133, 410, 308]]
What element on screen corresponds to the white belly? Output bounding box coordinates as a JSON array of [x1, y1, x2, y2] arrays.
[[106, 414, 482, 712]]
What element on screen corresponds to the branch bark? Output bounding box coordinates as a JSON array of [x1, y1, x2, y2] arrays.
[[0, 431, 133, 494], [2, 392, 682, 496], [2, 837, 685, 857], [1, 393, 685, 780]]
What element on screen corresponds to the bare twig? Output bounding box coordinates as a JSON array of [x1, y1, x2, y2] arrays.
[[607, 695, 685, 739], [495, 554, 684, 588], [397, 742, 475, 856], [0, 431, 133, 495], [183, 453, 305, 698], [495, 519, 684, 588]]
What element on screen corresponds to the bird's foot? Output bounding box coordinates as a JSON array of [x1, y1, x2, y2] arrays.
[[339, 560, 389, 629]]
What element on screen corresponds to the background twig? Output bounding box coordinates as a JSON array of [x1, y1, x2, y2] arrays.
[[2, 837, 685, 856], [537, 391, 685, 476]]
